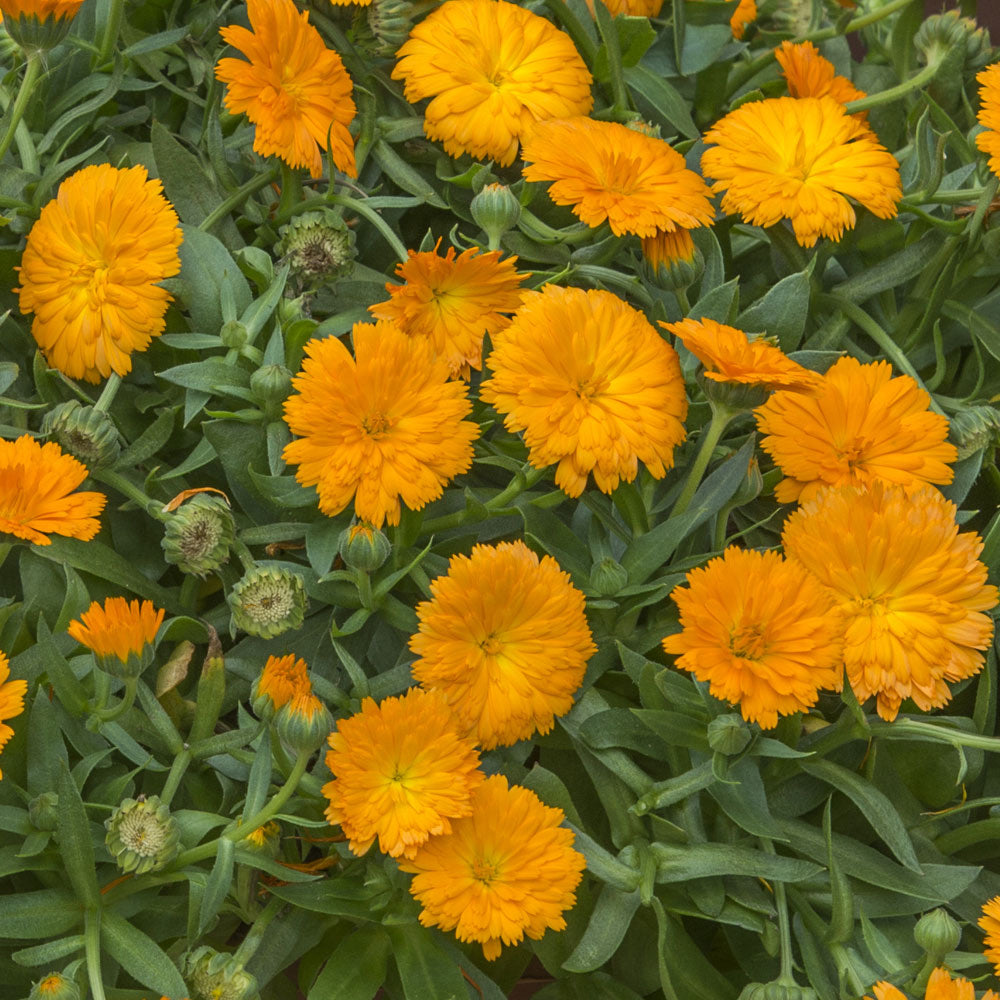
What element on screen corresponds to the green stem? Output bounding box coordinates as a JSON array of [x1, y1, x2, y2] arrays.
[[232, 537, 257, 573], [767, 223, 810, 272], [328, 193, 408, 263], [199, 166, 281, 233], [232, 895, 284, 967], [95, 0, 127, 67], [91, 676, 138, 723], [0, 53, 42, 164], [93, 468, 166, 519], [84, 908, 107, 1000], [0, 543, 13, 574], [907, 186, 990, 205], [761, 838, 796, 985], [160, 748, 192, 807], [179, 573, 200, 612], [355, 568, 374, 611], [92, 372, 121, 414], [673, 286, 691, 314], [873, 718, 1000, 753], [844, 60, 940, 115], [670, 405, 735, 518], [420, 465, 547, 535]]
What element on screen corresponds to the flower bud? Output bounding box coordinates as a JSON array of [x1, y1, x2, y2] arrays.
[[251, 653, 310, 721], [338, 522, 391, 573], [916, 10, 992, 72], [361, 0, 416, 57], [697, 369, 769, 413], [183, 947, 259, 1000], [28, 791, 59, 831], [641, 229, 703, 292], [708, 714, 753, 756], [914, 908, 961, 958], [589, 557, 629, 596], [470, 183, 522, 250], [230, 566, 307, 638], [732, 456, 764, 506], [274, 689, 333, 755], [277, 210, 354, 287], [738, 985, 818, 1000], [27, 973, 80, 1000], [42, 400, 120, 468], [250, 364, 294, 419], [949, 404, 1000, 460], [241, 820, 281, 858], [3, 3, 83, 52], [105, 795, 180, 875], [220, 320, 249, 349], [625, 119, 661, 139], [162, 493, 235, 577]]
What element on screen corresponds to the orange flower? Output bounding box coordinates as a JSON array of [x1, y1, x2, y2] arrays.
[[729, 0, 756, 38], [582, 0, 662, 17], [0, 652, 27, 781], [251, 654, 310, 717], [0, 0, 82, 16], [775, 40, 866, 105], [867, 967, 1000, 1000], [980, 896, 1000, 979], [399, 775, 585, 960], [755, 356, 957, 504], [216, 0, 356, 179], [67, 597, 164, 677], [370, 242, 527, 378], [976, 63, 1000, 180], [393, 0, 593, 166], [0, 435, 105, 545], [410, 540, 596, 748]]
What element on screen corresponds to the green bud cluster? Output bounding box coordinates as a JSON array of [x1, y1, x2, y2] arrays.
[[105, 795, 180, 874], [183, 947, 259, 1000], [230, 566, 307, 638]]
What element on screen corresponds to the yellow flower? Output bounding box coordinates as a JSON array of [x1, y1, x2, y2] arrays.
[[521, 117, 715, 240], [244, 821, 280, 850], [755, 356, 957, 504], [393, 0, 593, 166], [980, 896, 1000, 979], [399, 774, 585, 960], [976, 63, 1000, 180], [775, 40, 866, 105], [582, 0, 662, 17], [701, 96, 901, 247], [282, 320, 480, 527], [481, 284, 688, 497], [0, 0, 81, 17], [251, 653, 310, 717], [0, 652, 27, 781], [67, 597, 165, 668], [322, 688, 484, 858], [663, 317, 823, 393], [0, 435, 106, 545], [729, 0, 756, 38], [642, 229, 697, 272], [410, 540, 596, 749], [866, 968, 1000, 1000], [663, 547, 843, 729], [369, 242, 527, 378], [16, 164, 182, 384], [783, 484, 999, 722], [216, 0, 356, 179]]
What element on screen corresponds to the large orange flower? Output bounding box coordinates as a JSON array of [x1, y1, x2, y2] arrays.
[[16, 164, 182, 384], [980, 896, 1000, 979], [393, 0, 593, 166], [976, 63, 1000, 180], [775, 40, 866, 105], [216, 0, 356, 179], [755, 356, 957, 504], [0, 652, 26, 781], [480, 285, 688, 497], [783, 484, 998, 722]]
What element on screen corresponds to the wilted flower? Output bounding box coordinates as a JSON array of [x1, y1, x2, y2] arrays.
[[276, 210, 355, 286], [183, 947, 258, 1000], [161, 493, 235, 577]]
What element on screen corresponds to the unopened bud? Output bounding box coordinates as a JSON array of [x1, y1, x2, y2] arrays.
[[708, 714, 752, 756], [43, 400, 120, 468], [230, 566, 307, 639], [220, 320, 249, 348], [338, 522, 391, 573], [470, 184, 522, 251], [589, 557, 629, 596], [274, 689, 333, 755], [3, 5, 82, 52], [641, 229, 703, 292], [162, 493, 235, 577], [949, 404, 1000, 460], [914, 908, 961, 959], [361, 0, 416, 57], [277, 211, 354, 287], [28, 791, 59, 832], [27, 973, 80, 1000], [183, 947, 259, 1000], [250, 364, 294, 419], [105, 795, 180, 875]]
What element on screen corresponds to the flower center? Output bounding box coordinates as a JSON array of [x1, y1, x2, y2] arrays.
[[362, 412, 393, 438], [480, 635, 503, 655], [472, 857, 500, 884], [730, 623, 767, 660]]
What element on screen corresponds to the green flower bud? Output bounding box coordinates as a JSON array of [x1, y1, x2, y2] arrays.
[[42, 400, 121, 468], [240, 820, 281, 858], [28, 791, 59, 832], [697, 369, 769, 413], [589, 557, 629, 596], [362, 0, 416, 57], [949, 404, 1000, 460], [230, 566, 307, 639], [250, 364, 294, 419], [708, 714, 752, 756], [184, 947, 259, 1000], [739, 984, 818, 1000], [338, 521, 391, 573], [641, 229, 703, 292], [625, 119, 661, 139], [162, 493, 235, 577], [732, 456, 764, 507], [277, 211, 354, 287], [220, 320, 249, 348], [916, 10, 992, 72], [470, 183, 522, 250], [4, 9, 78, 53], [274, 689, 333, 756], [105, 795, 180, 875], [27, 972, 80, 1000], [914, 907, 961, 958]]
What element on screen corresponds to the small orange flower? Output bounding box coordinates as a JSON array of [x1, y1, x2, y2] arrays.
[[251, 654, 310, 717], [775, 40, 866, 106], [729, 0, 756, 38], [67, 597, 164, 673], [0, 652, 27, 781]]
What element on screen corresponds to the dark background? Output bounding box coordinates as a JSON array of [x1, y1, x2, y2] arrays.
[[930, 0, 999, 34]]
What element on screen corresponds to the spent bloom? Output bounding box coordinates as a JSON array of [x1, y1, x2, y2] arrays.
[[783, 484, 999, 722], [16, 164, 182, 383], [410, 540, 596, 748], [976, 62, 1000, 180], [0, 652, 27, 781], [775, 40, 866, 105], [67, 598, 164, 678], [393, 0, 593, 166]]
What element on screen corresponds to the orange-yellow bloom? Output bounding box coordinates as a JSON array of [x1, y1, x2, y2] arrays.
[[663, 317, 823, 393], [370, 243, 527, 378], [729, 0, 756, 38], [980, 896, 1000, 979], [663, 547, 844, 728], [701, 96, 901, 247], [410, 540, 596, 749], [393, 0, 593, 166], [216, 0, 356, 179], [251, 654, 310, 717], [0, 652, 26, 781], [582, 0, 662, 18], [783, 484, 999, 722], [867, 967, 1000, 1000], [521, 117, 715, 240], [480, 285, 688, 497], [67, 597, 165, 666], [0, 0, 82, 17], [976, 63, 1000, 180], [755, 356, 957, 504], [399, 774, 585, 960], [323, 688, 484, 858], [16, 164, 182, 384], [775, 40, 866, 105], [0, 435, 105, 545], [282, 320, 479, 527]]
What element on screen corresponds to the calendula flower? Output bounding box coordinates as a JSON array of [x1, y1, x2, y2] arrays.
[[521, 117, 715, 240], [0, 0, 83, 51], [755, 356, 957, 504], [67, 597, 165, 677], [775, 40, 866, 105], [583, 0, 662, 17], [27, 973, 80, 1000], [323, 688, 484, 858], [980, 896, 1000, 978], [216, 0, 356, 179], [663, 317, 823, 393], [480, 285, 688, 497], [729, 0, 756, 38], [251, 654, 310, 718], [976, 63, 1000, 180], [0, 436, 106, 546], [783, 484, 999, 722], [283, 320, 479, 527], [393, 0, 593, 166], [16, 164, 182, 383], [701, 96, 901, 247], [663, 547, 843, 729], [0, 0, 80, 13], [275, 689, 333, 755], [410, 540, 596, 748], [399, 774, 585, 960], [0, 652, 27, 781], [642, 228, 696, 269], [866, 967, 1000, 1000], [370, 242, 527, 378]]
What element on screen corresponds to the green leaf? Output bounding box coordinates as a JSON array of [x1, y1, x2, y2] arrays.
[[11, 934, 85, 967], [623, 65, 698, 139], [651, 898, 739, 1000], [372, 140, 447, 207], [114, 408, 176, 471], [175, 225, 252, 332], [242, 738, 272, 821], [308, 925, 390, 1000], [56, 760, 99, 908], [101, 909, 188, 998], [0, 889, 81, 938], [562, 886, 641, 972], [157, 359, 252, 397], [199, 837, 235, 934], [653, 842, 822, 883], [387, 923, 472, 1000], [738, 270, 811, 352], [832, 232, 940, 303], [267, 880, 390, 919]]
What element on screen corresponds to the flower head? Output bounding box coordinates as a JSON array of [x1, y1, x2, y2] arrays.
[[729, 0, 756, 38], [701, 96, 901, 247], [67, 597, 164, 677], [522, 117, 715, 239], [583, 0, 662, 17], [663, 547, 843, 729], [399, 774, 585, 960], [183, 948, 257, 1000], [976, 63, 1000, 180], [0, 652, 26, 781], [0, 0, 81, 14], [282, 320, 479, 527], [783, 484, 999, 722], [216, 0, 356, 179], [775, 40, 866, 105], [251, 654, 310, 719], [0, 435, 106, 546], [105, 795, 180, 874], [28, 974, 80, 1000], [393, 0, 593, 166], [755, 356, 957, 504], [480, 285, 688, 497], [229, 566, 307, 638], [16, 164, 182, 383], [323, 688, 484, 858], [980, 896, 1000, 978], [410, 540, 596, 748], [161, 493, 235, 577], [1, 0, 84, 51], [370, 243, 527, 378], [866, 968, 1000, 1000]]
